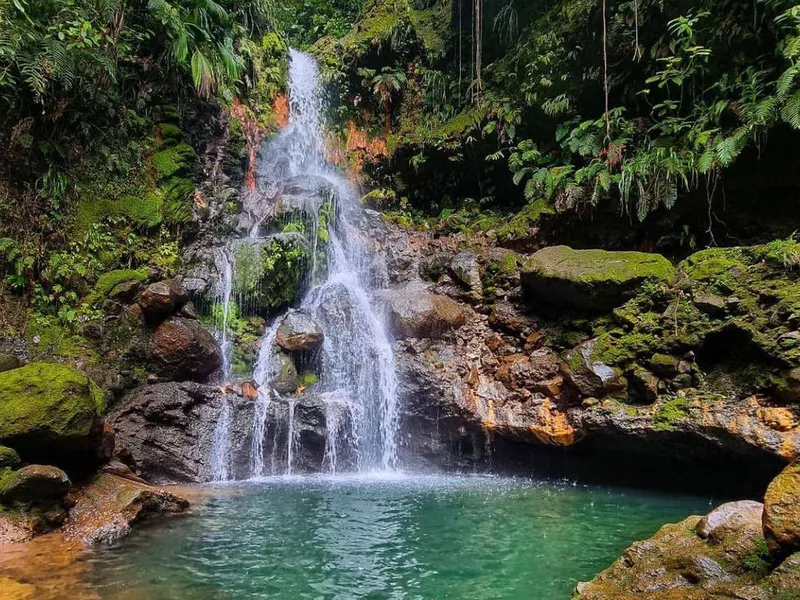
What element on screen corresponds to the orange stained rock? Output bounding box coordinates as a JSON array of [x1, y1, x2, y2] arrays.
[[273, 93, 289, 128], [484, 399, 496, 430], [757, 406, 798, 432], [529, 400, 577, 447]]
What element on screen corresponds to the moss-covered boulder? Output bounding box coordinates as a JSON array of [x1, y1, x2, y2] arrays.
[[521, 245, 676, 311], [0, 445, 21, 468], [0, 363, 105, 469], [0, 464, 71, 504], [763, 460, 800, 555]]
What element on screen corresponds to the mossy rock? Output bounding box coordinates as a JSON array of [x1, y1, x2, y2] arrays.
[[521, 245, 676, 311], [87, 269, 149, 307], [0, 363, 106, 470], [0, 445, 20, 469], [230, 234, 311, 315], [151, 143, 197, 182]]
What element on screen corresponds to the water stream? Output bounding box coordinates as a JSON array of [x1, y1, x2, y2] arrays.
[[209, 49, 399, 479]]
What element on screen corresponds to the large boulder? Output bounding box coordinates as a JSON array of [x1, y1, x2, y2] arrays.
[[521, 245, 675, 310], [63, 473, 188, 544], [147, 317, 222, 381], [764, 460, 800, 554], [0, 363, 105, 468], [389, 282, 469, 339], [276, 310, 324, 352], [0, 465, 71, 504], [108, 382, 254, 482]]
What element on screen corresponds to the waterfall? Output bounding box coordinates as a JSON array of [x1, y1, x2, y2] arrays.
[[213, 247, 235, 382], [212, 49, 400, 479], [210, 396, 231, 481]]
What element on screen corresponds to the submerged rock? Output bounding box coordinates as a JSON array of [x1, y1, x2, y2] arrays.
[[63, 473, 188, 544], [0, 363, 105, 470], [521, 245, 675, 310], [389, 282, 468, 339], [147, 317, 222, 382], [276, 310, 324, 352], [764, 460, 800, 554]]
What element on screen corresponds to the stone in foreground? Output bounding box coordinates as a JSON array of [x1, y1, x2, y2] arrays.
[[0, 363, 105, 469], [63, 473, 188, 544], [147, 317, 223, 381], [0, 465, 71, 504], [521, 245, 675, 310], [763, 460, 800, 554]]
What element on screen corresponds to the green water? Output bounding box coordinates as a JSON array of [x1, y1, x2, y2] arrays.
[[88, 474, 713, 600]]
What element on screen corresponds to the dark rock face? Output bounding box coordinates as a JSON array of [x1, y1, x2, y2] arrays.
[[276, 310, 324, 352], [108, 382, 334, 482], [521, 245, 676, 310], [108, 382, 252, 483], [763, 460, 800, 554], [147, 317, 222, 381], [389, 282, 469, 339], [0, 465, 71, 504]]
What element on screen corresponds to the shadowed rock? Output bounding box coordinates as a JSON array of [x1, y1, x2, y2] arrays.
[[147, 317, 222, 381]]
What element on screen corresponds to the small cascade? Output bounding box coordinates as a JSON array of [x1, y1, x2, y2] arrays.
[[213, 248, 235, 382], [286, 399, 297, 476], [210, 396, 231, 481], [249, 319, 280, 478], [209, 49, 401, 479]]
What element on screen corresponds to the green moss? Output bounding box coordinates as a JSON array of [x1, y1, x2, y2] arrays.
[[230, 236, 310, 314], [25, 315, 95, 360], [299, 372, 318, 387], [0, 363, 105, 456], [496, 199, 556, 243], [0, 446, 20, 469], [741, 538, 771, 573], [156, 122, 182, 144], [653, 397, 692, 431], [92, 269, 148, 300], [151, 143, 197, 181]]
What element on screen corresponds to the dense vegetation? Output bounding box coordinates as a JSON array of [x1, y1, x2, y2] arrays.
[[1, 0, 799, 334]]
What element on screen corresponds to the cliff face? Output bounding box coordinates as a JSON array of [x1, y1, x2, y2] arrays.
[[373, 217, 800, 493]]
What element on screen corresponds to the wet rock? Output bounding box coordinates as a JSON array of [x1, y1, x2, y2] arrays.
[[276, 310, 324, 352], [63, 473, 188, 544], [0, 465, 71, 504], [0, 354, 22, 373], [138, 280, 186, 322], [562, 338, 625, 397], [449, 251, 482, 300], [147, 317, 222, 381], [0, 362, 105, 470], [389, 282, 469, 339], [693, 293, 726, 315], [764, 460, 800, 554], [270, 352, 299, 394], [108, 382, 254, 483], [521, 245, 675, 310]]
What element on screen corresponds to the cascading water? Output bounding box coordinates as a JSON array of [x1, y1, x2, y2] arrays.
[[211, 49, 400, 479]]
